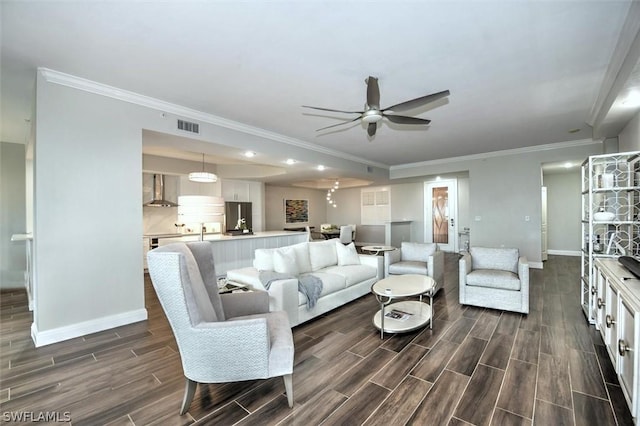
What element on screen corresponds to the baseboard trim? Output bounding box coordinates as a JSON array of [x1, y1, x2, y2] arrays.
[[31, 308, 148, 347], [548, 250, 581, 257], [529, 261, 544, 269]]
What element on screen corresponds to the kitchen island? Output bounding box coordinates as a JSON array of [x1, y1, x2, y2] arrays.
[[143, 230, 308, 276]]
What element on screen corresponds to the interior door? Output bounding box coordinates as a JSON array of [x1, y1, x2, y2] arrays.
[[425, 179, 458, 252]]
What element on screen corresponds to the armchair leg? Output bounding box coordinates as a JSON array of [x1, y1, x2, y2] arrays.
[[283, 374, 294, 408], [180, 378, 197, 415]]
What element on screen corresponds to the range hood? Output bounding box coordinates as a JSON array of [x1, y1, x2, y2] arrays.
[[144, 174, 178, 207]]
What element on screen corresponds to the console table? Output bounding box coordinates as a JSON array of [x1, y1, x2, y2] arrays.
[[593, 258, 640, 423]]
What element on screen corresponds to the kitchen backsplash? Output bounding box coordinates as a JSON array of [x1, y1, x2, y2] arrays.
[[143, 206, 222, 235]]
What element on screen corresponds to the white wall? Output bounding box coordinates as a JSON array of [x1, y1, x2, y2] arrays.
[[264, 185, 327, 231], [1, 142, 26, 288], [619, 110, 640, 152], [34, 74, 147, 342], [391, 141, 604, 266], [543, 171, 582, 254]]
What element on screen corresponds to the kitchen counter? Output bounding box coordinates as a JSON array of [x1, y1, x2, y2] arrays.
[[144, 230, 305, 240], [144, 230, 308, 276]]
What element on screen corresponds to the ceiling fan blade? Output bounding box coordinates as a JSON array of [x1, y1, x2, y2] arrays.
[[302, 105, 363, 114], [366, 76, 380, 109], [382, 89, 450, 113], [367, 122, 377, 136], [385, 115, 431, 125], [316, 116, 362, 132]]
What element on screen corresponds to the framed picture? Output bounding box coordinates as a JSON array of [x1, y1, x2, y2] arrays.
[[285, 199, 309, 223]]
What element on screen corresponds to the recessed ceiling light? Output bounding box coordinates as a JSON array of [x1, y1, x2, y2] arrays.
[[244, 151, 256, 158], [317, 165, 326, 171], [285, 158, 296, 165]]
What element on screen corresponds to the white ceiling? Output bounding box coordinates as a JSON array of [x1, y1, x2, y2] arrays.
[[2, 1, 640, 186]]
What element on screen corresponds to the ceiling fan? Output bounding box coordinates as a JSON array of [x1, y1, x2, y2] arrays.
[[302, 76, 450, 137]]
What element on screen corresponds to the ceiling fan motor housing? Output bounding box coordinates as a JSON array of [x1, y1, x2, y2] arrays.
[[362, 109, 383, 123]]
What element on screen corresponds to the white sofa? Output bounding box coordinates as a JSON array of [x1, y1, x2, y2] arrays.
[[226, 239, 382, 327]]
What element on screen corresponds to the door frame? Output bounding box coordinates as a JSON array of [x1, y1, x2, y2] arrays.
[[424, 179, 458, 252]]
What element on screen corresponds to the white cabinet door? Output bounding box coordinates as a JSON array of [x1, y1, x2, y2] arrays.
[[617, 298, 639, 418], [595, 266, 606, 333], [222, 180, 250, 201], [604, 281, 619, 364]]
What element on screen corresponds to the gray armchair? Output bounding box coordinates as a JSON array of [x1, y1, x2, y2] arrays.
[[146, 241, 294, 414], [459, 246, 529, 314], [384, 242, 444, 294]]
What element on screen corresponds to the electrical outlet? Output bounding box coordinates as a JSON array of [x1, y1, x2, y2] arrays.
[[475, 216, 482, 221]]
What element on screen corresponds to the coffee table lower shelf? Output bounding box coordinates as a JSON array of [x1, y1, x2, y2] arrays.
[[372, 300, 432, 336]]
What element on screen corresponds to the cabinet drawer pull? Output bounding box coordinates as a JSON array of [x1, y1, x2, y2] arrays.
[[605, 314, 615, 328], [618, 339, 630, 356], [597, 298, 605, 309], [591, 287, 597, 295]]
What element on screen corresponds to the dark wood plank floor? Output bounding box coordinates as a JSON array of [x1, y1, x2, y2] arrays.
[[0, 254, 635, 425]]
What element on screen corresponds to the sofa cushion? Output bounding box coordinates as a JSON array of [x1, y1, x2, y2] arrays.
[[336, 242, 360, 266], [401, 242, 436, 262], [297, 272, 346, 306], [290, 242, 312, 274], [323, 264, 377, 286], [388, 260, 428, 276], [273, 247, 300, 276], [470, 247, 519, 273], [254, 248, 276, 270], [466, 269, 521, 291], [309, 240, 338, 271]]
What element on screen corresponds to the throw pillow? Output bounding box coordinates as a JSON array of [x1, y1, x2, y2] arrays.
[[336, 242, 360, 266], [273, 247, 299, 276], [290, 242, 312, 274], [254, 248, 276, 271], [309, 240, 338, 271]]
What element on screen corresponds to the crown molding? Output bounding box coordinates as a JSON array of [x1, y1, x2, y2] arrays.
[[38, 68, 389, 170], [390, 138, 603, 171]]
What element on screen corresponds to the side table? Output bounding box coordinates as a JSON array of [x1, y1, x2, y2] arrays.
[[371, 274, 435, 339]]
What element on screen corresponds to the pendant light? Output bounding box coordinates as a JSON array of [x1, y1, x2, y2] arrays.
[[189, 153, 218, 183]]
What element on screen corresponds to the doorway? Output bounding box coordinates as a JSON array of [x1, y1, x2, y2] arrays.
[[424, 179, 458, 252]]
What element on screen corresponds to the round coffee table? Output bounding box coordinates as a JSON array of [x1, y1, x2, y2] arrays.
[[362, 245, 396, 255], [371, 274, 436, 339]]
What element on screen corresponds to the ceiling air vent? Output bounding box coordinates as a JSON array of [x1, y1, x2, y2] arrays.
[[177, 119, 200, 134]]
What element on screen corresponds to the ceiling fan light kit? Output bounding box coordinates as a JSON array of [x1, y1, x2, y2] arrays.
[[303, 76, 450, 137]]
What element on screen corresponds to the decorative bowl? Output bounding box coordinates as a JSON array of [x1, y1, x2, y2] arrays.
[[593, 211, 615, 221]]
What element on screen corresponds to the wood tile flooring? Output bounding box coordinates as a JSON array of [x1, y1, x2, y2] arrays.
[[0, 254, 635, 425]]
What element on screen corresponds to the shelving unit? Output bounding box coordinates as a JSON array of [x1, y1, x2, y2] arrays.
[[581, 151, 640, 323]]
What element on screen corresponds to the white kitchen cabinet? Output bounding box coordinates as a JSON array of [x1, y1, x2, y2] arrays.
[[594, 258, 640, 422], [222, 179, 250, 201]]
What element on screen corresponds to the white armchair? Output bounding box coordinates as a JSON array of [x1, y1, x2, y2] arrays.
[[459, 246, 529, 314], [147, 241, 294, 414], [384, 242, 444, 294]]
